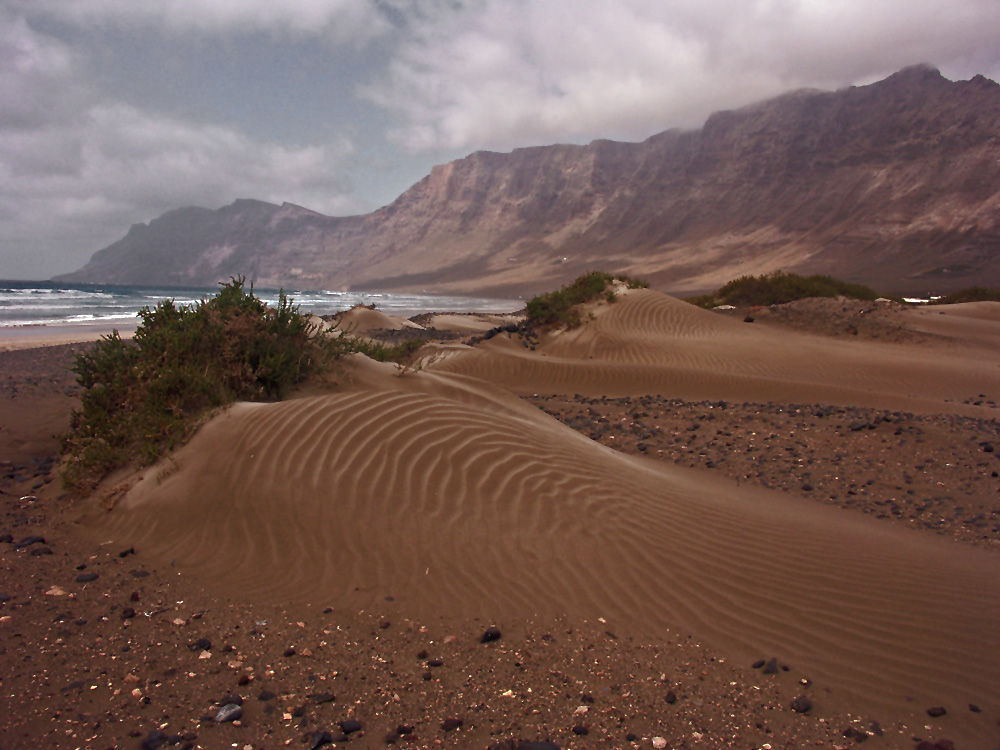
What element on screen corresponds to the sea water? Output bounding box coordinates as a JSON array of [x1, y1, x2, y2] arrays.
[[0, 280, 523, 329]]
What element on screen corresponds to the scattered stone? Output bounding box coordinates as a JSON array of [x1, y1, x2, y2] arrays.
[[571, 725, 589, 735], [338, 718, 362, 734], [0, 593, 10, 604], [751, 659, 765, 669], [309, 692, 336, 705], [14, 535, 45, 549], [308, 730, 333, 749], [926, 706, 947, 718], [214, 703, 242, 723], [121, 607, 136, 620], [969, 703, 981, 713], [283, 646, 296, 657], [188, 637, 212, 651], [141, 730, 169, 750], [652, 738, 667, 750], [665, 691, 677, 705], [481, 626, 502, 643], [790, 695, 813, 713], [441, 717, 463, 731], [30, 546, 52, 556], [762, 658, 779, 675], [119, 546, 135, 557], [257, 690, 276, 701], [0, 534, 12, 544]]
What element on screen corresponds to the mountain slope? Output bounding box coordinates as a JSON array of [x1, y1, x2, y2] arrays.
[[56, 65, 1000, 295]]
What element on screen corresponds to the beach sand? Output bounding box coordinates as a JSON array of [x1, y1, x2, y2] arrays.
[[1, 292, 998, 749]]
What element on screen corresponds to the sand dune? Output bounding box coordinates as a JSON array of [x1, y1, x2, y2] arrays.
[[81, 291, 1000, 745], [331, 305, 411, 333], [88, 353, 1000, 744], [431, 290, 1000, 413]]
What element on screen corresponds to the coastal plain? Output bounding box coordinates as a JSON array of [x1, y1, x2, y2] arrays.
[[1, 289, 999, 750]]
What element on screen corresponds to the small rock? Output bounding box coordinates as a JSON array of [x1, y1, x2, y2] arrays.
[[308, 731, 333, 749], [571, 725, 588, 736], [282, 646, 296, 657], [141, 730, 168, 750], [969, 703, 981, 713], [257, 690, 275, 701], [790, 695, 813, 713], [926, 706, 947, 718], [652, 738, 667, 750], [338, 718, 362, 734], [441, 717, 463, 731], [119, 546, 135, 557], [309, 692, 336, 705], [751, 659, 765, 669], [189, 638, 211, 651], [214, 703, 242, 723], [762, 658, 779, 675], [665, 691, 677, 705], [121, 607, 136, 620], [481, 626, 502, 643]]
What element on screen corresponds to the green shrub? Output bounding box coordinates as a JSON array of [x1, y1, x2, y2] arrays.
[[929, 287, 1000, 305], [686, 271, 881, 308], [62, 277, 337, 493], [526, 271, 648, 328]]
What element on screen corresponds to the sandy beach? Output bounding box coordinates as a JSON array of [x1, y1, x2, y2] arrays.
[[1, 291, 998, 750]]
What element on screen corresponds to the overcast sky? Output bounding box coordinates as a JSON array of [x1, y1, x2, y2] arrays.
[[2, 0, 999, 279]]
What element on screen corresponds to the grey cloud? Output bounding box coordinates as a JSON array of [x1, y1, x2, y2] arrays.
[[362, 0, 1000, 152]]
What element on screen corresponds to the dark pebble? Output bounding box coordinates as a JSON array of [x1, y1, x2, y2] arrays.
[[665, 691, 677, 705], [441, 717, 463, 731], [926, 706, 947, 718], [969, 703, 981, 713], [15, 535, 45, 548], [0, 534, 12, 544], [130, 570, 150, 578], [308, 730, 333, 749], [121, 607, 136, 620], [396, 724, 414, 735], [626, 734, 637, 742], [257, 690, 276, 701], [338, 719, 362, 734], [309, 692, 336, 705], [75, 573, 99, 583], [790, 695, 812, 714], [141, 730, 168, 750], [481, 626, 502, 643], [427, 658, 444, 667], [762, 658, 779, 675], [214, 703, 242, 723], [0, 593, 10, 604], [188, 638, 212, 652], [30, 546, 52, 556], [119, 546, 135, 557], [283, 647, 296, 657], [751, 659, 765, 669], [572, 725, 589, 736]]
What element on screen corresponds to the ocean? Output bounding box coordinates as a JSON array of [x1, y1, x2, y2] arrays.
[[0, 280, 523, 330]]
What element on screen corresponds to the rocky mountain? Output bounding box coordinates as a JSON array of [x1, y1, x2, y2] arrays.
[[56, 65, 1000, 296]]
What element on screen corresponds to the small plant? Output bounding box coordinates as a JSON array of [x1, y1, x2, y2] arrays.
[[685, 271, 883, 308], [928, 287, 1000, 305], [525, 271, 648, 328]]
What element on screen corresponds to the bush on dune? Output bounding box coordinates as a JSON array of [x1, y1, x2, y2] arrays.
[[62, 276, 413, 494], [928, 287, 1000, 305], [525, 271, 649, 328], [686, 271, 883, 309]]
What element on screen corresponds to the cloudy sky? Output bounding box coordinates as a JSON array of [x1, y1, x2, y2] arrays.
[[2, 0, 999, 279]]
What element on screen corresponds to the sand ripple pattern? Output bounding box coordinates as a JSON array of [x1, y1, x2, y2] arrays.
[[102, 366, 1000, 730], [434, 290, 1000, 410]]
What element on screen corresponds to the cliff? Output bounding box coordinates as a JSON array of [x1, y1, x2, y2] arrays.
[[56, 66, 1000, 296]]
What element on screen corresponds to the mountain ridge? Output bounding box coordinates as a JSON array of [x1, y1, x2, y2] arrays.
[[56, 65, 1000, 296]]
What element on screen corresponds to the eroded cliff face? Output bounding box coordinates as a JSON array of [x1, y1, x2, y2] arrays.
[[57, 66, 1000, 296]]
